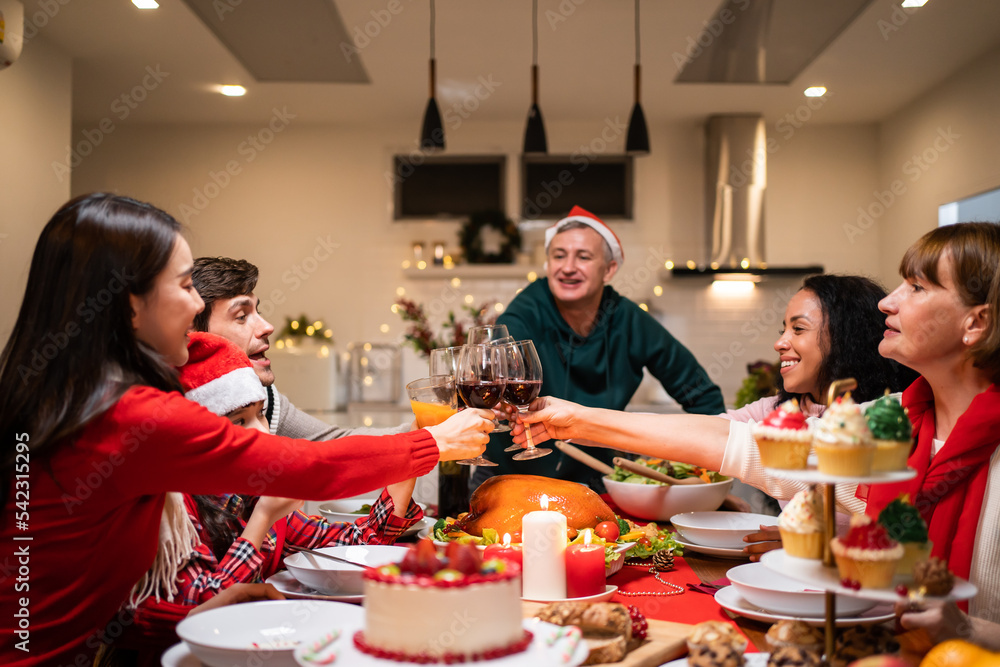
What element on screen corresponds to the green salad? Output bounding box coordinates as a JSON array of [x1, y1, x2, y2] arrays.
[[608, 458, 727, 485]]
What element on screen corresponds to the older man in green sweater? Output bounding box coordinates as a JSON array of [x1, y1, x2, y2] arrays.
[[473, 206, 724, 492]]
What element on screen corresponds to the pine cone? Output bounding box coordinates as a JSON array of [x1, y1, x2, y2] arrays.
[[652, 550, 674, 571]]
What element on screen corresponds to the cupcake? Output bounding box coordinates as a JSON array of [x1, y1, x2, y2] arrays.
[[765, 620, 823, 655], [813, 394, 875, 476], [752, 399, 812, 469], [686, 621, 747, 664], [877, 495, 930, 576], [767, 645, 823, 667], [864, 394, 913, 471], [913, 556, 955, 596], [830, 514, 904, 589], [778, 487, 825, 559]]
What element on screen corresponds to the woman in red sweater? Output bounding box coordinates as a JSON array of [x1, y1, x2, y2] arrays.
[[0, 194, 492, 666]]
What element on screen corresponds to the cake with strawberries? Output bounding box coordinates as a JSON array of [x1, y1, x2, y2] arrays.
[[830, 515, 904, 589], [356, 539, 530, 663], [752, 399, 812, 469]]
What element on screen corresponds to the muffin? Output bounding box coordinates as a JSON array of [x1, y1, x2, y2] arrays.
[[864, 393, 913, 472], [778, 487, 825, 559], [767, 646, 823, 667], [829, 625, 900, 667], [877, 495, 930, 576], [688, 640, 744, 667], [830, 514, 904, 589], [765, 620, 823, 654], [913, 556, 955, 596], [686, 621, 747, 664], [813, 394, 875, 476], [752, 399, 812, 469]]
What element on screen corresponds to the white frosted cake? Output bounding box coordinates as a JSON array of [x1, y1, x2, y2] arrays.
[[355, 540, 530, 663]]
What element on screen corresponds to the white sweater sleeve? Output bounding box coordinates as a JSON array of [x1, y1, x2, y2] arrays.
[[719, 419, 867, 515]]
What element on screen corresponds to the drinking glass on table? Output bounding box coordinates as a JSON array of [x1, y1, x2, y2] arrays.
[[454, 344, 505, 466], [500, 340, 550, 460], [406, 376, 458, 428]]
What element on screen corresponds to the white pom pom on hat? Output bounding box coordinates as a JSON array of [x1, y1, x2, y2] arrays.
[[543, 205, 624, 266], [179, 332, 266, 416]]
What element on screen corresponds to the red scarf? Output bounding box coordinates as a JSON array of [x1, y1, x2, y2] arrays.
[[863, 378, 1000, 590]]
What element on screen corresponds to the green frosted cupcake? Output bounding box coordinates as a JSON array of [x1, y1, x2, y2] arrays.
[[865, 393, 912, 471], [877, 495, 930, 576]]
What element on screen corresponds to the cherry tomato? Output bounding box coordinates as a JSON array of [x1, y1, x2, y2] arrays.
[[595, 521, 620, 542], [637, 537, 652, 548]]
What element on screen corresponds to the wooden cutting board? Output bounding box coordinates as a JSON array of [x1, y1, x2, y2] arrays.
[[522, 601, 692, 666]]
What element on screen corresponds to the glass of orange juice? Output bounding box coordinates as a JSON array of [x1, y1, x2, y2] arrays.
[[406, 375, 458, 428]]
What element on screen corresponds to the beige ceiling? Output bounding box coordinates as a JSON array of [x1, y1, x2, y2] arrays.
[[28, 0, 1000, 127]]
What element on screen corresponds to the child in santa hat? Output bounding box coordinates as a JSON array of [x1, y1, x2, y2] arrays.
[[117, 333, 423, 661]]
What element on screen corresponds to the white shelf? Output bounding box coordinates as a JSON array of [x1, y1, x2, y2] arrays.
[[759, 549, 976, 604], [763, 467, 917, 485], [402, 265, 542, 281]]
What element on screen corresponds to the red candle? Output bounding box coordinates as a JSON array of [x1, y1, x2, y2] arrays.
[[484, 533, 523, 570], [565, 530, 606, 599]]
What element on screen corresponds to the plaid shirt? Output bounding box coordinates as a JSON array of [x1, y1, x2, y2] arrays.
[[174, 487, 421, 606]]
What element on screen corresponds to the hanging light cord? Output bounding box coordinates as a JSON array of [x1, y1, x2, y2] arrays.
[[634, 0, 640, 65], [429, 0, 436, 60]]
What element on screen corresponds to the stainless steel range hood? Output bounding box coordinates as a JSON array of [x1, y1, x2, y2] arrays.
[[672, 114, 822, 279]]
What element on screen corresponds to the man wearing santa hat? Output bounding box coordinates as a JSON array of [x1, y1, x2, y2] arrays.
[[474, 205, 724, 491]]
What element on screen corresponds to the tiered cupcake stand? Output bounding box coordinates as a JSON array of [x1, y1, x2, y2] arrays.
[[759, 466, 977, 660]]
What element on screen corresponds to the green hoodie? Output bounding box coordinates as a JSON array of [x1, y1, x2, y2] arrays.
[[481, 279, 724, 488]]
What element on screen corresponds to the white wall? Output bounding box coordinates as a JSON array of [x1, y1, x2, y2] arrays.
[[0, 35, 72, 340], [875, 45, 1000, 283], [67, 114, 882, 404]]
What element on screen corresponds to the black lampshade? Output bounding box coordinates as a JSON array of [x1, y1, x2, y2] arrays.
[[421, 97, 445, 151], [626, 101, 649, 155], [523, 103, 548, 154]]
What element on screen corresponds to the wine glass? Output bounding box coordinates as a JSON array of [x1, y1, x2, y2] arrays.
[[406, 376, 458, 428], [501, 340, 550, 460], [466, 324, 509, 346], [429, 346, 463, 378], [454, 343, 505, 467]]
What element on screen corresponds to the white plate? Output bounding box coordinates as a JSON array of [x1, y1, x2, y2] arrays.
[[670, 511, 779, 549], [161, 643, 200, 667], [763, 467, 916, 484], [715, 586, 897, 627], [265, 571, 364, 603], [674, 537, 749, 560], [664, 653, 768, 667], [291, 619, 590, 666], [523, 584, 618, 604], [760, 549, 978, 603]]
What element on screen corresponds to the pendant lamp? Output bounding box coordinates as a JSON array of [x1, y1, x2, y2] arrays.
[[523, 0, 548, 154], [626, 0, 650, 155], [420, 0, 445, 151]]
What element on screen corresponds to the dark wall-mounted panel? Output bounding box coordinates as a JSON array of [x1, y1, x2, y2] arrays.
[[522, 155, 633, 220], [393, 155, 506, 220]]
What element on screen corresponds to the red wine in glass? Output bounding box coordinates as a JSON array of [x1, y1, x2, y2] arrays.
[[503, 380, 542, 406], [458, 381, 505, 409]]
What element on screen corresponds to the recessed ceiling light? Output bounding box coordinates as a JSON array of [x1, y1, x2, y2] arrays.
[[132, 0, 159, 8], [901, 0, 928, 8], [804, 86, 827, 98], [220, 85, 246, 97]]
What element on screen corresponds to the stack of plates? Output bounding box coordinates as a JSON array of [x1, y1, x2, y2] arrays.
[[669, 511, 778, 559]]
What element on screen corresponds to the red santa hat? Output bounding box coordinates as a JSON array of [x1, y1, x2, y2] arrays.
[[179, 332, 266, 416], [544, 205, 624, 266]]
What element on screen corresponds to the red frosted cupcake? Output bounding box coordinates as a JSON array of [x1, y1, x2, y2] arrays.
[[830, 515, 903, 589], [752, 399, 812, 469]]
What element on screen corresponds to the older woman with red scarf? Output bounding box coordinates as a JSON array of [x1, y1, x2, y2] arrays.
[[511, 222, 1000, 650]]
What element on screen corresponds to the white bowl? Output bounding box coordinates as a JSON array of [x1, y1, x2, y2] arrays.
[[283, 544, 408, 595], [176, 599, 362, 667], [603, 476, 733, 521], [670, 511, 779, 549], [727, 562, 877, 617], [318, 498, 429, 523]]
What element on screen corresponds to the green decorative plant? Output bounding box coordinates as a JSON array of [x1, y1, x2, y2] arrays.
[[277, 314, 334, 343], [734, 360, 779, 408], [393, 298, 497, 357]]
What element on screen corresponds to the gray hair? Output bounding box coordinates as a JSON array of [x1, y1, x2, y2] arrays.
[[552, 221, 614, 263]]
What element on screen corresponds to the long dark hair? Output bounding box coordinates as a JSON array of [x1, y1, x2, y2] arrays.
[[0, 194, 185, 490], [776, 274, 918, 404]]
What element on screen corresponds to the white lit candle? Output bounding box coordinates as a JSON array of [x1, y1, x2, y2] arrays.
[[521, 494, 567, 600]]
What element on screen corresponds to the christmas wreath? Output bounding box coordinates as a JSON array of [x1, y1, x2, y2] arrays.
[[458, 210, 521, 264]]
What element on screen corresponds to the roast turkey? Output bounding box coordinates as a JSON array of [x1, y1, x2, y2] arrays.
[[452, 474, 616, 540]]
